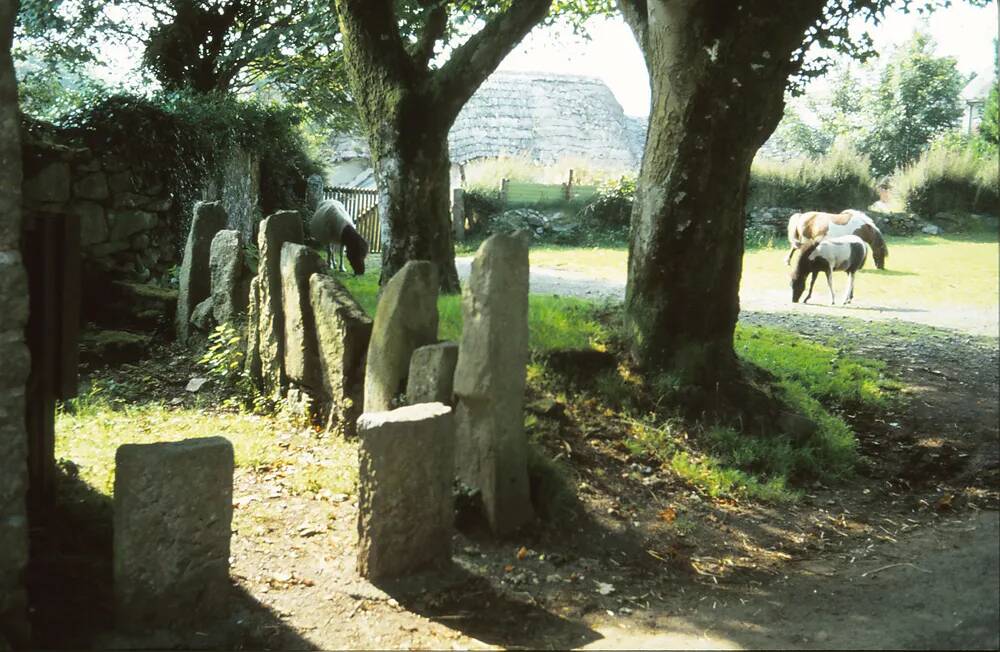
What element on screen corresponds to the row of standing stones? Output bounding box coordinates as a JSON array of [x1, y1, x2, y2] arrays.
[[113, 203, 533, 632]]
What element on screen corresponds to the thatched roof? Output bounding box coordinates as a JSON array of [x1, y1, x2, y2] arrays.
[[448, 71, 646, 168], [325, 71, 647, 177]]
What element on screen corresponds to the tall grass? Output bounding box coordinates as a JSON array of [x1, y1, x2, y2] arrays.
[[463, 154, 631, 192], [749, 141, 879, 210], [892, 144, 1000, 216]]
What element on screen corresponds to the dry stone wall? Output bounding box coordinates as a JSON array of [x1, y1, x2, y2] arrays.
[[21, 134, 178, 287]]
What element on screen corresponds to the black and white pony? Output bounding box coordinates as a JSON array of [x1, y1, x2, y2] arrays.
[[309, 199, 368, 276], [791, 235, 868, 305]]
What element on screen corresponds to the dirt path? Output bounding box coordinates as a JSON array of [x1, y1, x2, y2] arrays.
[[452, 255, 1000, 650], [581, 509, 999, 650], [455, 258, 1000, 337]]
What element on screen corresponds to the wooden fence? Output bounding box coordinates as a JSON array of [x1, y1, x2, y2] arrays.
[[323, 186, 382, 254], [499, 169, 598, 205]]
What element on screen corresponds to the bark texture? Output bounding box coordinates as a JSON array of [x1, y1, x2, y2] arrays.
[[335, 0, 551, 292], [619, 0, 824, 383], [0, 0, 31, 645]]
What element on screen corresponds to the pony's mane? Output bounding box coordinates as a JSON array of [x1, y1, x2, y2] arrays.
[[793, 239, 821, 275]]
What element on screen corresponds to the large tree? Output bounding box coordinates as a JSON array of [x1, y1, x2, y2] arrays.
[[16, 0, 355, 127], [861, 31, 967, 175], [617, 0, 988, 388], [334, 0, 558, 291], [618, 0, 831, 385]]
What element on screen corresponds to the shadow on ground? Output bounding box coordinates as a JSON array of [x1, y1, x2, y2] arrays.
[[26, 466, 319, 651]]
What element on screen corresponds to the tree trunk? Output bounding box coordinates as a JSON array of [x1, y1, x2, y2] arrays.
[[620, 0, 824, 385], [0, 0, 32, 645], [369, 95, 461, 292], [335, 0, 550, 293]]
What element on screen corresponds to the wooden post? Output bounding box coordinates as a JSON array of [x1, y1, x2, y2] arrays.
[[24, 211, 80, 508], [452, 188, 465, 241], [565, 169, 574, 200], [499, 178, 509, 206]]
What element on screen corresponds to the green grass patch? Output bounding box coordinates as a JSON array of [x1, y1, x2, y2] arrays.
[[57, 382, 358, 498], [338, 270, 608, 352], [735, 325, 900, 408], [553, 319, 899, 502]]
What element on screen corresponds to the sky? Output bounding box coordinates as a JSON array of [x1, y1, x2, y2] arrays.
[[499, 2, 1000, 117]]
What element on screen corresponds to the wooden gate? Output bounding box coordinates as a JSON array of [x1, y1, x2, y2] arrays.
[[323, 186, 381, 254]]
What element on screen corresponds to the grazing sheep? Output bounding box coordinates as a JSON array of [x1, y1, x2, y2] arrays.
[[309, 199, 368, 276], [791, 234, 868, 305]]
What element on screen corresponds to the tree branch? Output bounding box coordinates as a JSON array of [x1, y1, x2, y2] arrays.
[[334, 0, 415, 85], [616, 0, 648, 54], [408, 2, 448, 69], [431, 0, 551, 123]]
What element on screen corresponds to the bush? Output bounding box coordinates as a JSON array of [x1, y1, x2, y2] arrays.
[[56, 91, 322, 248], [749, 142, 879, 211], [892, 139, 1000, 217], [579, 175, 635, 230]]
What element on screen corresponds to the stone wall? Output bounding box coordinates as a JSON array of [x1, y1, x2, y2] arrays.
[[747, 206, 923, 238], [214, 146, 262, 244], [21, 129, 178, 286], [0, 0, 31, 644]]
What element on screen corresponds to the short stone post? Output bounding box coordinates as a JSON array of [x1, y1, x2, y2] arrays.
[[406, 342, 458, 405], [280, 243, 325, 391], [244, 276, 262, 385], [176, 201, 227, 342], [451, 188, 465, 241], [357, 403, 455, 581], [310, 273, 373, 437], [210, 229, 248, 325], [363, 260, 439, 412], [113, 437, 234, 631], [256, 210, 303, 395], [454, 232, 533, 536]]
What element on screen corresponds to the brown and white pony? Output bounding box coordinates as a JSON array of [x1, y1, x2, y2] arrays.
[[786, 209, 888, 269], [791, 235, 868, 305]]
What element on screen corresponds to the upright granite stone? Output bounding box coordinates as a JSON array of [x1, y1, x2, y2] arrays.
[[210, 229, 247, 325], [310, 274, 372, 437], [189, 297, 215, 333], [244, 276, 262, 386], [357, 403, 455, 581], [406, 342, 459, 405], [363, 261, 439, 412], [176, 201, 227, 342], [454, 232, 533, 536], [113, 437, 234, 631], [256, 211, 303, 396], [280, 243, 324, 391]]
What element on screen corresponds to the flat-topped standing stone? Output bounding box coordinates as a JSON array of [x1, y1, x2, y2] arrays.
[[310, 274, 373, 437], [210, 229, 247, 325], [363, 261, 439, 412], [256, 211, 303, 396], [176, 201, 227, 342], [113, 437, 234, 631], [357, 403, 455, 581], [280, 243, 325, 391], [406, 342, 459, 405], [454, 232, 534, 536]]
